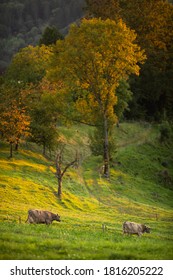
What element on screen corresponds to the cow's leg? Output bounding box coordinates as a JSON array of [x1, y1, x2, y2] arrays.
[[123, 229, 128, 235], [122, 226, 126, 235], [45, 219, 51, 225], [25, 215, 33, 223], [28, 216, 35, 224]]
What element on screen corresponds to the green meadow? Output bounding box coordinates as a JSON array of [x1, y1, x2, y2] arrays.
[[0, 122, 173, 260]]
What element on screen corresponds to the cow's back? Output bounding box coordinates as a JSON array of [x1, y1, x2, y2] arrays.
[[28, 209, 49, 224], [123, 221, 143, 235]]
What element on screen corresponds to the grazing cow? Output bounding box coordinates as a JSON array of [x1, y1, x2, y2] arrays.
[[26, 209, 61, 225], [123, 221, 150, 236]]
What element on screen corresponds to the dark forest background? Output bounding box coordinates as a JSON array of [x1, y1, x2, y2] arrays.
[[0, 0, 85, 72]]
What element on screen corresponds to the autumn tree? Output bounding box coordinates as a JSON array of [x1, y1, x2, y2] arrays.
[[0, 100, 30, 157], [50, 18, 145, 177], [85, 0, 121, 20], [6, 45, 53, 85], [86, 0, 173, 120], [0, 77, 31, 154], [2, 44, 53, 130], [4, 41, 70, 157], [2, 45, 59, 156]]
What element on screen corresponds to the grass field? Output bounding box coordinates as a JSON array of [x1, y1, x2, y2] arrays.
[[0, 122, 173, 260]]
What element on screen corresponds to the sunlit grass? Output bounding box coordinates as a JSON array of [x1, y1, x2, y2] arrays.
[[0, 122, 173, 259], [0, 220, 172, 260]]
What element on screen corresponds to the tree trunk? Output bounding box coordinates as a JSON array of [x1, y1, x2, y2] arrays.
[[10, 142, 13, 158], [15, 142, 19, 151], [55, 151, 77, 199], [43, 142, 46, 156], [103, 116, 109, 178], [57, 176, 62, 199]]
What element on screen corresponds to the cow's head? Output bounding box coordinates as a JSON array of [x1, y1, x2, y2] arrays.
[[55, 214, 61, 222], [144, 225, 151, 233]]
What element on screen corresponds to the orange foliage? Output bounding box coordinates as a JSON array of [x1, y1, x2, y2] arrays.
[[0, 100, 30, 146], [51, 18, 145, 125]]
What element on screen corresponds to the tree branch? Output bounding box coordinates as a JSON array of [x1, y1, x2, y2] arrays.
[[61, 158, 77, 177]]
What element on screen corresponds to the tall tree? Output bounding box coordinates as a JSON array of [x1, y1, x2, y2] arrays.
[[50, 18, 145, 177], [86, 0, 173, 120]]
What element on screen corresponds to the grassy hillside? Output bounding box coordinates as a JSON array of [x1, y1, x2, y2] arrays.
[[0, 122, 173, 260]]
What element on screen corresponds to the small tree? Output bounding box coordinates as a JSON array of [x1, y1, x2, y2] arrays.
[[55, 149, 77, 199], [0, 101, 30, 157], [30, 104, 58, 156]]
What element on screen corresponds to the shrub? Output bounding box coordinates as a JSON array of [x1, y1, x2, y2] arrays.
[[159, 121, 173, 143]]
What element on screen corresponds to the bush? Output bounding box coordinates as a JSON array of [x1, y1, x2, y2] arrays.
[[159, 121, 173, 143]]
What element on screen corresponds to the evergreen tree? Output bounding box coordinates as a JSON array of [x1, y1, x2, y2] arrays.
[[39, 26, 63, 46]]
